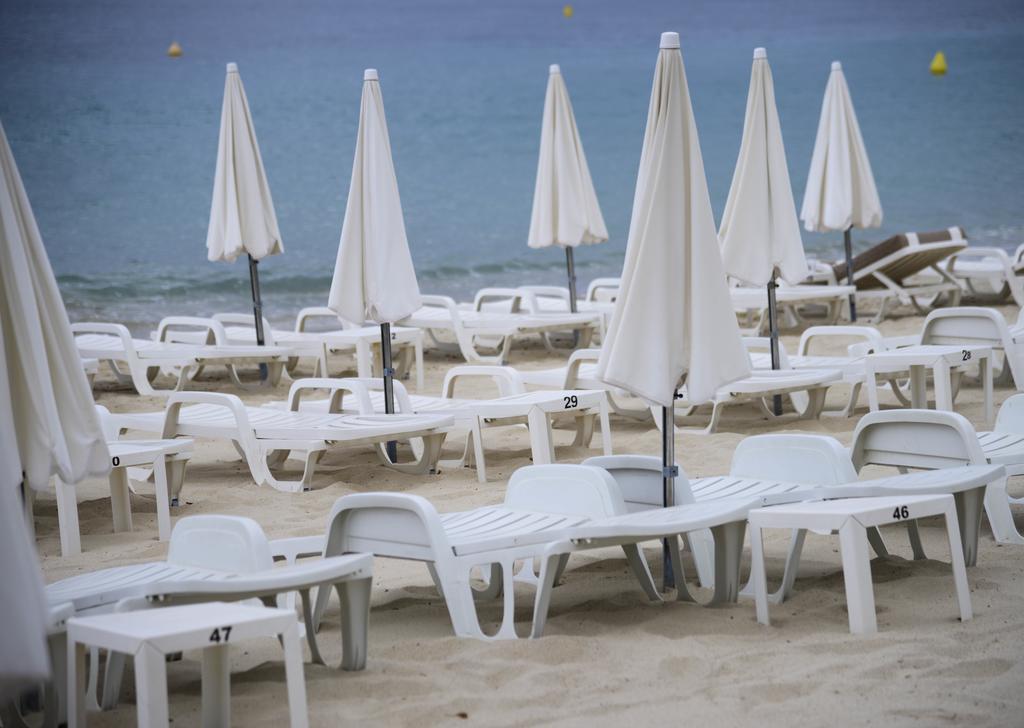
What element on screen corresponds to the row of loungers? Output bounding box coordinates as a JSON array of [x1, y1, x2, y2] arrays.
[[37, 405, 1021, 723]]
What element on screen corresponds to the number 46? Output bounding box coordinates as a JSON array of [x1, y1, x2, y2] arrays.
[[891, 505, 909, 520]]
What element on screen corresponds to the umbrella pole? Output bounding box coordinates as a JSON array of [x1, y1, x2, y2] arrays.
[[844, 227, 857, 322], [380, 322, 398, 463], [661, 399, 677, 592], [564, 247, 579, 314], [247, 254, 269, 382], [767, 272, 782, 416]]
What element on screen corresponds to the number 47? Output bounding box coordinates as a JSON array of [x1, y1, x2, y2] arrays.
[[891, 505, 909, 520], [209, 626, 233, 643]]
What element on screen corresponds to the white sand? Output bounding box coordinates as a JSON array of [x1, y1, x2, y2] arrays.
[[35, 305, 1024, 727]]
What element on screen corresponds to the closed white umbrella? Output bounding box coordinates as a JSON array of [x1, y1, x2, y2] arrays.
[[719, 47, 806, 413], [528, 64, 608, 310], [206, 62, 283, 372], [329, 69, 422, 461], [0, 120, 109, 697], [800, 61, 883, 320], [597, 33, 750, 588]]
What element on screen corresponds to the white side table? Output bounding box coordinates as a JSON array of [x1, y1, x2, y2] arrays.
[[749, 495, 972, 634], [67, 602, 307, 728], [865, 344, 992, 423]]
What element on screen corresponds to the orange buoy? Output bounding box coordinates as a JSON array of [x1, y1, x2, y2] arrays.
[[167, 41, 183, 58]]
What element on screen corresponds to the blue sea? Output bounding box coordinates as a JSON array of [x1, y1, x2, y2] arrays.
[[2, 0, 1023, 332]]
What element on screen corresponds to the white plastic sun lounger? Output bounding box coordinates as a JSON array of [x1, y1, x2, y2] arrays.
[[109, 390, 454, 492], [313, 464, 758, 639], [265, 369, 612, 482], [517, 348, 842, 433], [402, 294, 601, 364], [46, 515, 373, 711], [202, 310, 425, 387], [72, 322, 292, 396], [731, 283, 855, 335], [943, 243, 1024, 306]]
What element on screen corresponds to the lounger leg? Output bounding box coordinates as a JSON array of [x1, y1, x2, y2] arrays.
[[300, 589, 326, 666], [336, 577, 372, 671], [152, 455, 171, 541], [909, 365, 928, 409], [983, 476, 1024, 544], [669, 536, 697, 603], [470, 421, 487, 484], [67, 639, 87, 728], [281, 621, 309, 728], [474, 563, 503, 600], [953, 487, 986, 567], [109, 467, 132, 534], [750, 524, 770, 625], [934, 360, 954, 412], [571, 413, 595, 448], [621, 544, 660, 602], [530, 552, 564, 638], [709, 521, 746, 605], [201, 645, 230, 728], [526, 408, 555, 464], [686, 530, 716, 589], [55, 478, 82, 557], [905, 521, 927, 561], [941, 502, 973, 622], [100, 652, 127, 710], [598, 401, 613, 456], [867, 527, 889, 558], [741, 528, 808, 605], [837, 522, 877, 635], [134, 644, 170, 728]]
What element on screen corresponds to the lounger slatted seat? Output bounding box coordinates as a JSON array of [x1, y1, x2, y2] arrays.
[[110, 390, 454, 492]]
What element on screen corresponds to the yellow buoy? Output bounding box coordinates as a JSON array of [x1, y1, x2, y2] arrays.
[[167, 41, 183, 58], [562, 4, 573, 18], [930, 51, 947, 76]]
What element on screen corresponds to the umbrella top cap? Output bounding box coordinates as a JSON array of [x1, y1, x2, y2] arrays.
[[549, 64, 561, 74], [660, 32, 680, 49], [831, 61, 842, 71], [364, 68, 378, 81], [226, 62, 238, 73], [753, 47, 767, 59]]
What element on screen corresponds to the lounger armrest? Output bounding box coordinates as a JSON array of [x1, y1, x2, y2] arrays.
[[295, 306, 349, 332], [271, 534, 327, 563], [213, 312, 273, 332], [473, 287, 528, 313], [154, 316, 228, 345], [584, 277, 621, 302], [70, 322, 137, 354], [418, 294, 460, 315], [797, 326, 886, 356], [520, 285, 571, 303], [441, 365, 526, 398], [285, 377, 376, 414], [163, 391, 251, 439]]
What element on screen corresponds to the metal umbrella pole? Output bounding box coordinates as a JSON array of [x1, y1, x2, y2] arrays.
[[564, 247, 579, 314], [843, 227, 857, 322], [661, 395, 677, 591], [247, 254, 269, 382], [767, 271, 782, 416], [380, 322, 398, 463]]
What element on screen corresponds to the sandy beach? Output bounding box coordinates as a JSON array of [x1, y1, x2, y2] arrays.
[[32, 305, 1024, 727]]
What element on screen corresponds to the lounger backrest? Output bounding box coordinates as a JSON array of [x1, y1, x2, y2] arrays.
[[585, 278, 620, 302], [994, 394, 1024, 434], [833, 227, 967, 288], [581, 455, 694, 511], [505, 464, 627, 518], [920, 307, 1010, 350], [167, 515, 273, 572], [731, 434, 857, 485], [850, 409, 986, 471], [323, 493, 448, 562]]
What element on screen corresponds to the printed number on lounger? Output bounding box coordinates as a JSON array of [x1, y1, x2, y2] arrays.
[[209, 626, 233, 643]]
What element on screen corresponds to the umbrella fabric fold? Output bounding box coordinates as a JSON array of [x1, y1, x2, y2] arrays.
[[206, 63, 282, 264], [527, 64, 608, 251], [719, 47, 806, 287], [329, 69, 422, 326], [800, 61, 882, 234], [598, 34, 750, 410], [0, 120, 109, 698]]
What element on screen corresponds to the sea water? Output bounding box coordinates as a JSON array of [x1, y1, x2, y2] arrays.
[[2, 0, 1022, 331]]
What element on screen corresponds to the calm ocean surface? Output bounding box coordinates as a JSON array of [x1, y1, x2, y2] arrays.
[[2, 0, 1023, 331]]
